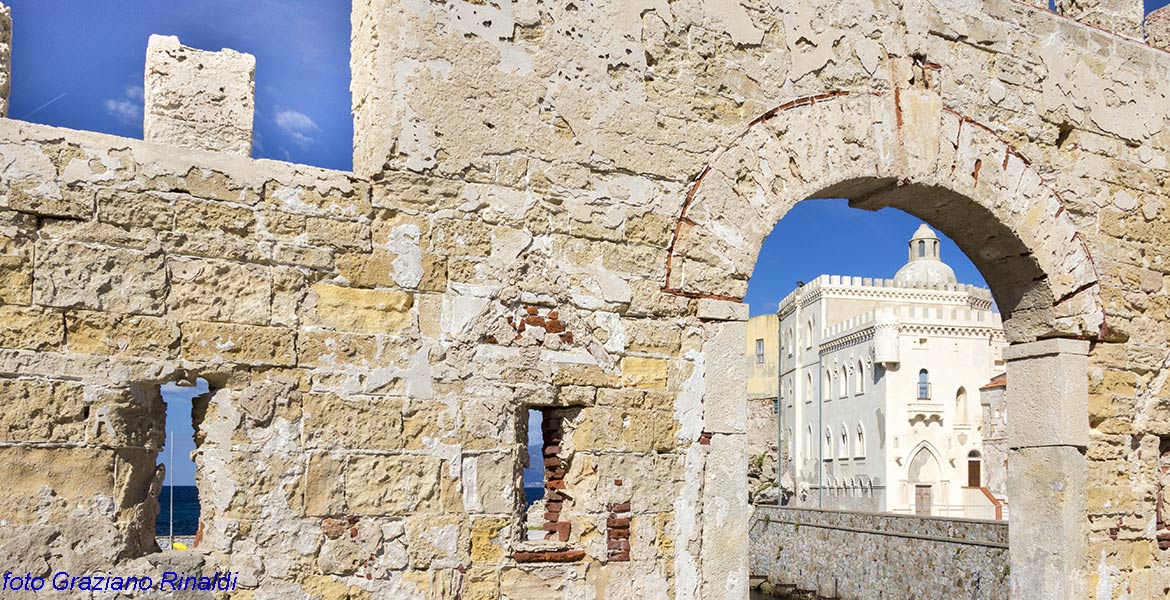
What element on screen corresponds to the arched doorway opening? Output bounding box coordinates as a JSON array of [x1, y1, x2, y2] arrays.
[[668, 90, 1102, 599]]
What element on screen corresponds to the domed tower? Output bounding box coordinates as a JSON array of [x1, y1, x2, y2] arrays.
[[893, 224, 957, 288]]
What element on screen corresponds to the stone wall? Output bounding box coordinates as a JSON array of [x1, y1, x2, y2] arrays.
[[0, 0, 1168, 597], [750, 505, 1008, 599]]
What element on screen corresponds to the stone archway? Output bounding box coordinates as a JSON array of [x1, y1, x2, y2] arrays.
[[672, 89, 1104, 599]]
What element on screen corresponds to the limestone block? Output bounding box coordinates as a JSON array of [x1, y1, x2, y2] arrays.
[[703, 321, 748, 435], [304, 453, 345, 516], [6, 184, 94, 221], [97, 190, 175, 229], [175, 198, 255, 236], [1147, 7, 1170, 49], [621, 356, 668, 389], [237, 377, 296, 425], [700, 433, 749, 600], [1008, 445, 1088, 600], [0, 379, 85, 442], [144, 35, 255, 155], [469, 517, 510, 564], [461, 452, 518, 514], [306, 216, 371, 251], [303, 393, 403, 450], [263, 180, 372, 219], [180, 320, 296, 366], [167, 256, 272, 325], [296, 330, 378, 367], [1003, 338, 1090, 449], [0, 3, 9, 117], [0, 305, 63, 350], [33, 240, 168, 315], [65, 311, 180, 358], [309, 284, 414, 334], [1055, 0, 1143, 38], [696, 298, 749, 322], [346, 455, 442, 515], [0, 446, 113, 523]]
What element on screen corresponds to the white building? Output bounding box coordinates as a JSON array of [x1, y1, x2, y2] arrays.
[[773, 225, 1007, 519]]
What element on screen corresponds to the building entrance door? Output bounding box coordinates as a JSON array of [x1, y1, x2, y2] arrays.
[[915, 485, 932, 516]]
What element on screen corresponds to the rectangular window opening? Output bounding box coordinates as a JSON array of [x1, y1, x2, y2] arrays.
[[516, 406, 585, 563], [153, 377, 211, 553]]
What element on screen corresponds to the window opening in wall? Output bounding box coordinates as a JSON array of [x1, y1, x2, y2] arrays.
[[517, 406, 585, 561], [917, 369, 931, 400], [855, 424, 865, 459], [823, 372, 832, 401], [755, 338, 765, 364], [156, 377, 210, 551], [956, 387, 969, 425], [839, 426, 848, 459], [839, 366, 848, 398], [856, 361, 865, 394], [522, 408, 547, 541]]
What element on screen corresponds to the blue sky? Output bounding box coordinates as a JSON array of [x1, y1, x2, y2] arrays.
[[744, 200, 988, 316], [5, 0, 353, 170]]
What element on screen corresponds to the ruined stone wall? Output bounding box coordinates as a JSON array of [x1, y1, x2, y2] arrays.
[[750, 505, 1009, 599], [0, 0, 1166, 598], [349, 0, 1170, 597]]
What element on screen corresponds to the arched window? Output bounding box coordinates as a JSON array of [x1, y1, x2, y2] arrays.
[[855, 424, 865, 458], [917, 369, 930, 400], [805, 373, 812, 403], [839, 426, 849, 459], [918, 240, 926, 257], [824, 427, 833, 459], [839, 366, 848, 398], [856, 360, 865, 394], [823, 372, 832, 401], [805, 319, 813, 348], [806, 424, 813, 458], [956, 387, 968, 425], [967, 450, 982, 487]]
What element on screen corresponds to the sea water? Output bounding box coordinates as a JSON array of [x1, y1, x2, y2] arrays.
[[157, 486, 200, 536]]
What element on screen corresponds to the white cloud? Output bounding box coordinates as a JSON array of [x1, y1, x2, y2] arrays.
[[104, 98, 141, 124], [125, 85, 144, 101], [275, 109, 319, 148]]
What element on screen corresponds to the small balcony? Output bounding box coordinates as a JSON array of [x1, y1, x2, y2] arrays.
[[908, 401, 944, 423]]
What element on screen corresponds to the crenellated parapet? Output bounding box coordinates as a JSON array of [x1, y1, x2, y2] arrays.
[[777, 273, 995, 318]]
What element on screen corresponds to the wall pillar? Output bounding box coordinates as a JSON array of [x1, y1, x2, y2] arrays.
[[0, 3, 11, 118], [1004, 338, 1090, 600], [143, 35, 255, 155], [697, 299, 750, 600]]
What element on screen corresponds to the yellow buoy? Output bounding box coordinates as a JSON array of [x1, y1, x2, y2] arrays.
[[172, 542, 188, 550]]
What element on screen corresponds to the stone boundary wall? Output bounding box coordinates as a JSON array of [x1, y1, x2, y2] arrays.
[[750, 505, 1008, 599]]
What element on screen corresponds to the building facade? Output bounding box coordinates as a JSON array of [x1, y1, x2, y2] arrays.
[[760, 226, 1007, 518]]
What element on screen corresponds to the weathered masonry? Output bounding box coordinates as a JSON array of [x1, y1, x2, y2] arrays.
[[750, 506, 1009, 598], [0, 0, 1167, 598]]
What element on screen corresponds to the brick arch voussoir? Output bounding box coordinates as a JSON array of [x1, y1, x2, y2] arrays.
[[663, 91, 1105, 341]]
